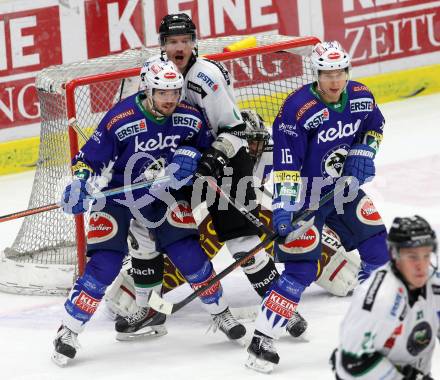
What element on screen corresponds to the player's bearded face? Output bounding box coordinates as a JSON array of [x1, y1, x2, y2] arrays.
[[395, 246, 433, 289], [152, 89, 181, 116], [318, 69, 348, 102], [164, 35, 195, 72]]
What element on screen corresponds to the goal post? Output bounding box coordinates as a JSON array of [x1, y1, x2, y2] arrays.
[[0, 35, 319, 295]]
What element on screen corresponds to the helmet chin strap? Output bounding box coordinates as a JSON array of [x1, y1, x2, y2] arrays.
[[146, 95, 166, 119]]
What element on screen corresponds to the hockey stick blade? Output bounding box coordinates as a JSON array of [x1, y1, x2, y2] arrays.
[[148, 290, 174, 315], [148, 178, 351, 315]]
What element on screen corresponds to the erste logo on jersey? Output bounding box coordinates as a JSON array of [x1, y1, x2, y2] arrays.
[[317, 119, 361, 144], [196, 71, 218, 91], [356, 196, 383, 226], [321, 144, 349, 178], [172, 113, 202, 132], [115, 119, 147, 141], [167, 201, 197, 229], [350, 98, 373, 113], [87, 212, 118, 244], [304, 108, 329, 130], [134, 133, 180, 152]]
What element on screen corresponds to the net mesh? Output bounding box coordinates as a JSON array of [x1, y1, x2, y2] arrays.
[[3, 35, 317, 290]]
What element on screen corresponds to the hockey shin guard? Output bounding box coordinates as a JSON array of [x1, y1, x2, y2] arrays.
[[63, 250, 124, 333], [254, 274, 306, 339], [131, 254, 164, 307], [227, 235, 280, 298]]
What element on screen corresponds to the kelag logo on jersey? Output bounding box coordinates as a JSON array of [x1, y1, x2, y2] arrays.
[[115, 120, 147, 141], [304, 108, 329, 130], [172, 113, 202, 132], [134, 133, 180, 152], [350, 98, 373, 113], [196, 71, 218, 91], [317, 119, 361, 144]]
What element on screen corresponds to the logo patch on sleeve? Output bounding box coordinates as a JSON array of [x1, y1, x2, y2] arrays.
[[279, 224, 320, 254], [362, 270, 386, 311], [356, 196, 383, 226], [87, 212, 118, 243], [167, 201, 197, 229]]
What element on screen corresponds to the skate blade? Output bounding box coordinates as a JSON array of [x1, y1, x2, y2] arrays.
[[51, 351, 71, 367], [245, 354, 275, 374], [116, 325, 167, 341]]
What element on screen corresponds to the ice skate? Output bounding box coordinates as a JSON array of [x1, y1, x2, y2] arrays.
[[211, 307, 246, 341], [286, 310, 308, 338], [115, 306, 167, 341], [52, 325, 79, 367], [245, 333, 280, 374]]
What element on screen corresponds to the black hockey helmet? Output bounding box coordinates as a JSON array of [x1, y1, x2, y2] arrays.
[[241, 109, 270, 159], [159, 13, 197, 46], [387, 215, 437, 259]]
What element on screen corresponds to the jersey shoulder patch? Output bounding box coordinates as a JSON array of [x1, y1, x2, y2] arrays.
[[276, 85, 310, 120], [362, 269, 387, 312], [200, 58, 231, 85], [103, 93, 140, 131], [175, 101, 200, 114], [349, 81, 373, 96]]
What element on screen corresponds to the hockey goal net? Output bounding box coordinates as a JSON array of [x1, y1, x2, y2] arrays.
[[0, 35, 319, 295]]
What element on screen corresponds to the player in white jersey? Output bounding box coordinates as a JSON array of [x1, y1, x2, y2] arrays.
[[113, 13, 307, 339], [331, 215, 439, 380]]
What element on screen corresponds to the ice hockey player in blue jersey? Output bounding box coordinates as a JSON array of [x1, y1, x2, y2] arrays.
[[51, 57, 245, 367], [245, 41, 390, 373]]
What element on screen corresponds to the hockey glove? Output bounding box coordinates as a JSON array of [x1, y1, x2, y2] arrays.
[[343, 143, 376, 185], [61, 178, 93, 215], [401, 365, 433, 380], [273, 208, 294, 237], [196, 146, 229, 180], [168, 146, 202, 189]]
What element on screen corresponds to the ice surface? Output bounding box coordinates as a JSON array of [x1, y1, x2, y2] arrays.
[[0, 93, 439, 379]]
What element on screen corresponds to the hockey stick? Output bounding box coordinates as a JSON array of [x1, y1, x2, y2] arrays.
[[0, 176, 170, 224], [0, 116, 176, 224], [148, 177, 352, 315]]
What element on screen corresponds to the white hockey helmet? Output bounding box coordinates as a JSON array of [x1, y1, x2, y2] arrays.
[[311, 41, 351, 74], [139, 56, 183, 98]]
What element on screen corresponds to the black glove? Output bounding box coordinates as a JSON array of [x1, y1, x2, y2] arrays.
[[196, 147, 229, 179], [401, 365, 433, 380]]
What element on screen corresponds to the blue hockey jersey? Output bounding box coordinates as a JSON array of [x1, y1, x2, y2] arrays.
[[71, 92, 213, 192], [273, 81, 384, 208]]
